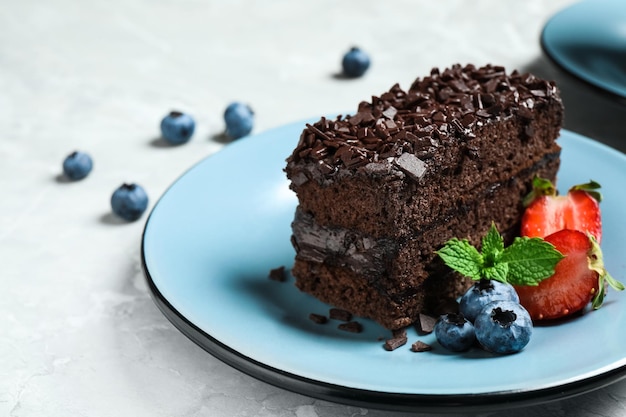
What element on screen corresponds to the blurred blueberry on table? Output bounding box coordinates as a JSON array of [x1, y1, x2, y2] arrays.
[[224, 102, 254, 139], [342, 47, 371, 78], [110, 183, 149, 221], [434, 313, 476, 352], [160, 111, 195, 145], [474, 300, 533, 354], [62, 151, 93, 180]]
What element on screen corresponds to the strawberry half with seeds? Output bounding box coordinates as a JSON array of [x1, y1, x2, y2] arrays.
[[521, 177, 603, 243], [515, 229, 623, 321]]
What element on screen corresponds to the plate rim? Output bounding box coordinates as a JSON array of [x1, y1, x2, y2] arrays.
[[142, 254, 626, 413], [141, 125, 626, 413]]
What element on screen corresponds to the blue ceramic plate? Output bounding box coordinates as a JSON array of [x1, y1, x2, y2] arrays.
[[142, 121, 626, 413], [541, 0, 626, 98]]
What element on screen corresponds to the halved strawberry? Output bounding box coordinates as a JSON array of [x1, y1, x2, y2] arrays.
[[514, 229, 623, 321], [521, 177, 603, 243]]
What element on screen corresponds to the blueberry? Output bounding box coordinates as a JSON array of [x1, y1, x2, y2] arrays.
[[110, 183, 149, 221], [434, 313, 476, 352], [341, 47, 371, 78], [160, 111, 195, 145], [474, 301, 533, 354], [224, 102, 254, 139], [62, 151, 93, 180], [459, 279, 520, 323]]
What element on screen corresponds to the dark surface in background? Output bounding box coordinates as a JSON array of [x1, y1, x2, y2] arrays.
[[523, 55, 626, 154]]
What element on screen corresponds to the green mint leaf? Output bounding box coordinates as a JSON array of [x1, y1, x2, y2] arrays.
[[500, 237, 564, 286], [481, 222, 504, 267], [482, 262, 509, 283], [437, 238, 483, 280], [438, 224, 565, 286]]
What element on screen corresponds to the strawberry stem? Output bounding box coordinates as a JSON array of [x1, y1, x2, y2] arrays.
[[570, 180, 603, 203], [588, 234, 624, 309], [523, 176, 557, 207]]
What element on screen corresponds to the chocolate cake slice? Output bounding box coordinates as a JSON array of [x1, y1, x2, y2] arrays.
[[285, 64, 563, 330]]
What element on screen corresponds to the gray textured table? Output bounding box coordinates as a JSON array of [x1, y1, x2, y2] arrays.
[[4, 1, 626, 416]]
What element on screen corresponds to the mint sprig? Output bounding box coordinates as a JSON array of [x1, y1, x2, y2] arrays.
[[437, 223, 564, 286]]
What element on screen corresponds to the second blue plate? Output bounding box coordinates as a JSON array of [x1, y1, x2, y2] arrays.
[[542, 0, 626, 98]]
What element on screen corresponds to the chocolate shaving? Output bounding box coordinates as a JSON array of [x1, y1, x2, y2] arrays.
[[338, 321, 363, 333], [329, 308, 353, 322], [309, 313, 328, 324], [384, 336, 408, 351], [268, 266, 287, 282], [394, 153, 427, 180], [411, 341, 433, 352], [415, 313, 437, 335], [382, 106, 398, 119], [305, 123, 333, 143]]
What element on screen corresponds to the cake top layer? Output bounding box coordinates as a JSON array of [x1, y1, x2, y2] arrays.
[[286, 64, 561, 180]]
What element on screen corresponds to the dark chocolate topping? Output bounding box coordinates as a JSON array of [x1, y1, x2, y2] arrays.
[[286, 64, 560, 179]]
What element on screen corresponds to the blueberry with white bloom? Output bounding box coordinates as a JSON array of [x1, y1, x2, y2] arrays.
[[224, 102, 254, 139], [160, 111, 195, 145], [460, 279, 520, 322], [434, 313, 476, 352], [110, 183, 149, 221], [474, 300, 533, 354], [62, 151, 93, 180], [341, 47, 371, 78]]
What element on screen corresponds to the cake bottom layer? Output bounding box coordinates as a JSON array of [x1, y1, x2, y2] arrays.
[[292, 259, 473, 330], [290, 157, 560, 330]]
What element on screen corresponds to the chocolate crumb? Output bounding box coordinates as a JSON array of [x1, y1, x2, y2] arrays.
[[415, 313, 437, 335], [329, 308, 353, 322], [268, 266, 287, 282], [384, 336, 408, 351], [338, 321, 363, 333], [309, 313, 328, 324], [411, 341, 433, 352]]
